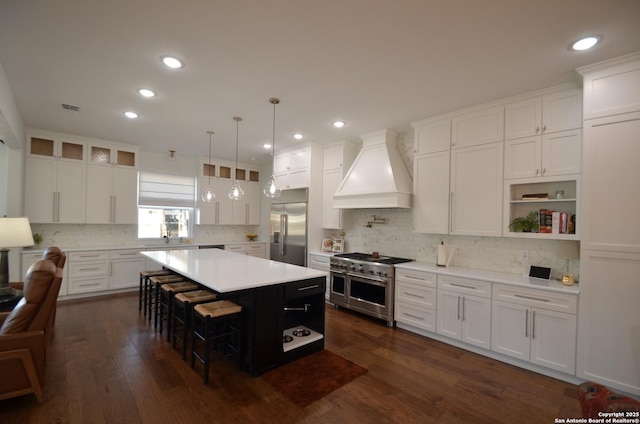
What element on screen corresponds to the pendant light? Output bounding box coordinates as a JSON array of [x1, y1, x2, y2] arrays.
[[263, 97, 282, 198], [228, 117, 245, 200], [201, 131, 216, 202]]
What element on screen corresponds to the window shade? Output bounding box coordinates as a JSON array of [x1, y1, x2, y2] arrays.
[[138, 172, 195, 208]]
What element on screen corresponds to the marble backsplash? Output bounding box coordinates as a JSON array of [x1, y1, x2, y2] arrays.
[[323, 208, 580, 281]]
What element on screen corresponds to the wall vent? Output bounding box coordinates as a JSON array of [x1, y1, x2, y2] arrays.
[[61, 103, 80, 113]]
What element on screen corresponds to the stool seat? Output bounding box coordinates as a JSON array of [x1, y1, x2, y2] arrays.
[[158, 282, 198, 339], [173, 290, 218, 360], [161, 282, 199, 293], [175, 290, 218, 304], [150, 275, 184, 284], [150, 275, 184, 327], [195, 300, 242, 319], [139, 270, 171, 313]]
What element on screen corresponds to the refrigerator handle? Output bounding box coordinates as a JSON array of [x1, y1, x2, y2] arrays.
[[280, 214, 288, 256]]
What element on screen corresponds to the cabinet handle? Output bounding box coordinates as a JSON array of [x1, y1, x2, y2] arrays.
[[525, 309, 529, 338], [461, 297, 466, 321], [449, 282, 477, 290], [531, 310, 536, 339], [79, 281, 101, 287], [542, 168, 546, 176], [403, 312, 424, 321], [297, 284, 319, 292], [450, 192, 455, 233], [79, 267, 101, 272], [457, 295, 461, 320], [246, 204, 250, 224], [535, 168, 540, 176], [403, 274, 427, 282], [404, 292, 425, 299], [536, 126, 540, 134], [514, 294, 550, 303], [542, 124, 546, 133]]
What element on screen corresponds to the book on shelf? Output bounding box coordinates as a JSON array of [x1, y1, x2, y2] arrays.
[[521, 193, 549, 200], [539, 209, 572, 234]]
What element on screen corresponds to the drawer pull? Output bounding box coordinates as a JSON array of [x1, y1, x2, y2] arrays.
[[402, 312, 424, 321], [403, 275, 427, 281], [449, 282, 477, 290], [297, 284, 320, 291], [404, 292, 425, 299], [79, 267, 101, 272], [514, 294, 549, 302], [79, 282, 101, 287], [79, 254, 102, 258]]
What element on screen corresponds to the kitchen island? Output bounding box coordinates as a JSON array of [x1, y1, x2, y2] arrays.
[[142, 249, 327, 376]]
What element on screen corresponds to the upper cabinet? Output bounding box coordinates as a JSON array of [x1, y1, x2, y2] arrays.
[[504, 88, 582, 140], [87, 142, 138, 167], [28, 136, 86, 162], [451, 106, 504, 149], [413, 118, 451, 154], [321, 141, 358, 229], [274, 146, 311, 190]]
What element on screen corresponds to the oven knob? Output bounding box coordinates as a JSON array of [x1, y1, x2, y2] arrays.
[[381, 271, 388, 277], [358, 265, 363, 272], [350, 264, 356, 270], [369, 269, 374, 274]]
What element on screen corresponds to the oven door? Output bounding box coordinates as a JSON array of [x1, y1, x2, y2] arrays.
[[347, 274, 392, 318], [329, 270, 348, 306]]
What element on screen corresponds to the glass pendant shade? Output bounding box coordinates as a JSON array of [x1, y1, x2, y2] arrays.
[[263, 174, 281, 198], [202, 131, 215, 202], [228, 117, 244, 200]]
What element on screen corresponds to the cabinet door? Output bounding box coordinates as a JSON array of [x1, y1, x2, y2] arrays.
[[505, 97, 542, 140], [232, 190, 248, 225], [460, 295, 491, 349], [216, 178, 234, 224], [113, 167, 137, 224], [436, 290, 462, 340], [491, 300, 530, 361], [451, 106, 504, 149], [110, 258, 145, 290], [540, 129, 581, 177], [450, 142, 503, 236], [542, 89, 582, 134], [323, 145, 343, 171], [198, 177, 218, 225], [57, 161, 86, 223], [582, 112, 640, 252], [322, 168, 343, 229], [413, 151, 450, 234], [86, 165, 113, 223], [504, 137, 541, 179], [289, 148, 310, 171], [245, 182, 261, 225], [530, 308, 576, 374], [273, 153, 290, 174], [413, 119, 451, 154], [24, 157, 56, 223]]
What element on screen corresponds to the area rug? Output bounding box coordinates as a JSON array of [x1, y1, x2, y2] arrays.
[[261, 350, 367, 407]]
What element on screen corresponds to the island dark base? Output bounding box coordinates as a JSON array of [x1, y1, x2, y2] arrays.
[[225, 276, 326, 376]]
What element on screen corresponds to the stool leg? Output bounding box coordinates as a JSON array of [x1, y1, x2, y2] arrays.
[[154, 284, 161, 328], [181, 303, 190, 360], [203, 316, 211, 384], [139, 273, 144, 311]]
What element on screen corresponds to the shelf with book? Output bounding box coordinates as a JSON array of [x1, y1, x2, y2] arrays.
[[503, 175, 581, 240]]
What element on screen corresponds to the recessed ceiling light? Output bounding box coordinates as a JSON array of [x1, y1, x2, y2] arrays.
[[263, 143, 272, 149], [572, 36, 600, 51], [293, 133, 303, 140], [333, 121, 345, 128], [161, 56, 183, 69], [123, 111, 139, 119], [138, 88, 156, 97]]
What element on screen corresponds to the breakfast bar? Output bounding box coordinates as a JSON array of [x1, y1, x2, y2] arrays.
[[141, 248, 328, 376]]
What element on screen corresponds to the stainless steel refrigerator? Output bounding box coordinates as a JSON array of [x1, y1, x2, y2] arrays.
[[270, 188, 308, 266]]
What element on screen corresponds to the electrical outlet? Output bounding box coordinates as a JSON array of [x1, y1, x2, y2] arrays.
[[521, 250, 529, 261]]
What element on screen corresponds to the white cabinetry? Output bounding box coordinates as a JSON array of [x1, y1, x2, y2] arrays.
[[274, 146, 311, 189], [504, 88, 582, 140], [322, 142, 357, 229], [225, 243, 266, 258], [395, 268, 437, 333], [451, 106, 504, 149], [109, 250, 145, 290], [450, 142, 503, 236], [86, 166, 138, 224], [67, 251, 110, 295], [504, 130, 581, 179], [308, 253, 331, 301], [24, 136, 86, 223], [413, 118, 451, 154], [491, 284, 577, 374], [436, 276, 491, 349]]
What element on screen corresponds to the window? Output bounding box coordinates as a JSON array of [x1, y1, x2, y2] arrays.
[[137, 171, 195, 239]]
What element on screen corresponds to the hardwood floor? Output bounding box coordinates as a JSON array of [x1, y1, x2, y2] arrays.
[[0, 292, 582, 423]]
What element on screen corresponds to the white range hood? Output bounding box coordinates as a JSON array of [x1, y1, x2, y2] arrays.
[[333, 129, 412, 209]]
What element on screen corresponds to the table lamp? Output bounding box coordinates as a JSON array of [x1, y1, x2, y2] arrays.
[[0, 217, 35, 296], [556, 240, 580, 286]]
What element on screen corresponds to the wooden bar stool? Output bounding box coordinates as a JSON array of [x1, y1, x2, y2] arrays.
[[172, 290, 218, 359], [191, 300, 243, 384], [139, 270, 171, 314], [159, 281, 199, 340], [149, 274, 184, 325]]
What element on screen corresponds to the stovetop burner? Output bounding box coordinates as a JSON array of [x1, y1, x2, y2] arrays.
[[333, 252, 413, 265]]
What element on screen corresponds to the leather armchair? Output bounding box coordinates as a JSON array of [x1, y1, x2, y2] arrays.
[[0, 258, 63, 402]]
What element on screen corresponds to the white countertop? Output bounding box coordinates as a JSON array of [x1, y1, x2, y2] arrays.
[[22, 241, 264, 254], [395, 261, 579, 294], [141, 249, 327, 293]]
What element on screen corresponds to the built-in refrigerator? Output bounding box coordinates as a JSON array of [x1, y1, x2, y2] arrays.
[[270, 188, 308, 266]]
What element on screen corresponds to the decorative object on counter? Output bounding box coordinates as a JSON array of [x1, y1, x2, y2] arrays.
[[263, 97, 282, 199], [32, 233, 43, 246], [331, 237, 343, 253], [509, 210, 540, 233], [246, 233, 257, 241], [202, 131, 216, 202], [322, 238, 333, 252], [557, 240, 579, 285], [228, 117, 245, 200], [364, 214, 386, 228], [437, 241, 456, 267], [529, 265, 552, 280], [0, 217, 35, 295]]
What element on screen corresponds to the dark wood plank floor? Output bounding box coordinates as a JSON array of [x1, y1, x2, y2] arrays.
[[0, 292, 582, 423]]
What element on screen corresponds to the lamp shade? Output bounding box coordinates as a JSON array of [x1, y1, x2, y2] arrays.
[[0, 217, 35, 248], [557, 240, 580, 260]]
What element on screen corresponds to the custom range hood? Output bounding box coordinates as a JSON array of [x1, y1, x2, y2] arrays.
[[333, 129, 412, 209]]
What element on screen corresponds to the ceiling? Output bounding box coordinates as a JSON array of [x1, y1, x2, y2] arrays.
[[1, 0, 639, 165]]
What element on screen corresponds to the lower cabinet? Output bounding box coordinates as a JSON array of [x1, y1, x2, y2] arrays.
[[491, 284, 577, 374], [308, 253, 331, 301], [68, 251, 110, 295], [225, 243, 266, 258], [109, 250, 146, 290], [394, 268, 436, 332], [436, 276, 491, 349]]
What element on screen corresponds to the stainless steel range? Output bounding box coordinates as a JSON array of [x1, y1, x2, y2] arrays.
[[329, 252, 413, 327]]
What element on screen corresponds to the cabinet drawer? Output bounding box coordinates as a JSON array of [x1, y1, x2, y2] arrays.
[[492, 284, 577, 314], [225, 245, 246, 254], [110, 249, 142, 260], [69, 251, 109, 262], [396, 280, 436, 308], [395, 269, 436, 288], [285, 278, 325, 299], [395, 302, 436, 332], [69, 261, 109, 278], [68, 276, 110, 294], [309, 254, 330, 270], [437, 275, 492, 298]]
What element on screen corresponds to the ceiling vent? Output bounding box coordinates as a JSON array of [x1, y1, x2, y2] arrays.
[[61, 103, 80, 113]]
